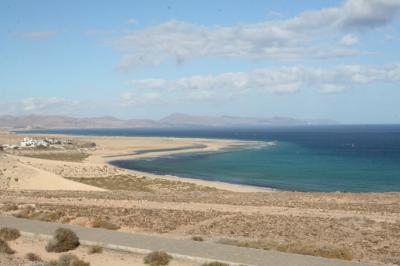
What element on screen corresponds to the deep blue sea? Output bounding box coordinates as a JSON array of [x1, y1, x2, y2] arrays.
[[22, 125, 400, 192]]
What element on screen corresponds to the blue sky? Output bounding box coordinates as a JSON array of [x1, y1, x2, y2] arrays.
[[1, 0, 400, 123]]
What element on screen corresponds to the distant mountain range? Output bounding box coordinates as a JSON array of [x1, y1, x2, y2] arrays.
[[0, 113, 337, 129]]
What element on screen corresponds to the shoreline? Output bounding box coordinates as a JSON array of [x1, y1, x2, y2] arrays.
[[104, 140, 278, 192], [95, 136, 274, 193], [114, 166, 276, 193], [3, 130, 400, 265], [9, 131, 272, 192]]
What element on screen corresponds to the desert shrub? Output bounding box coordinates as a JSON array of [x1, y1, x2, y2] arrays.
[[221, 239, 352, 261], [1, 202, 18, 211], [87, 245, 103, 254], [25, 252, 42, 261], [31, 211, 63, 222], [79, 142, 96, 149], [14, 205, 35, 218], [91, 218, 120, 230], [191, 236, 204, 241], [13, 206, 63, 223], [143, 251, 172, 266], [383, 256, 400, 265], [21, 152, 89, 162], [0, 239, 14, 254], [0, 227, 20, 241], [299, 245, 352, 261], [49, 260, 59, 266], [45, 228, 80, 253], [57, 254, 90, 266], [201, 262, 230, 266], [29, 262, 53, 266]]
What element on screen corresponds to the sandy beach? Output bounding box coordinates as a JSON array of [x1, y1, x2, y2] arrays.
[[1, 131, 400, 265], [0, 131, 268, 192]]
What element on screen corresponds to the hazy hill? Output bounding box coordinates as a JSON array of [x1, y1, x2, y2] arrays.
[[0, 113, 337, 129], [159, 113, 337, 127], [0, 115, 157, 129]]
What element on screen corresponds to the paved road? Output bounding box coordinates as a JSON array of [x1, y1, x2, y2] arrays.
[[0, 216, 372, 266]]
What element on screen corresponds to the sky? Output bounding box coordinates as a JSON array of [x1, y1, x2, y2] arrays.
[[0, 0, 400, 124]]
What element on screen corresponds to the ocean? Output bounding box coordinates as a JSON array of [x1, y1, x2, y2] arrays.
[[22, 125, 400, 192]]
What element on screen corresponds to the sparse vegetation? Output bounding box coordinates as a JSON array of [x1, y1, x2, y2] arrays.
[[20, 152, 89, 162], [220, 239, 353, 261], [31, 262, 53, 266], [0, 239, 14, 254], [79, 142, 96, 149], [90, 218, 120, 230], [14, 206, 63, 222], [383, 256, 400, 265], [191, 236, 204, 241], [201, 262, 230, 266], [25, 252, 42, 262], [87, 245, 103, 254], [13, 205, 35, 218], [1, 202, 18, 211], [143, 251, 172, 266], [0, 227, 20, 241], [46, 228, 80, 253], [67, 174, 216, 193], [57, 254, 90, 266], [0, 187, 399, 266]]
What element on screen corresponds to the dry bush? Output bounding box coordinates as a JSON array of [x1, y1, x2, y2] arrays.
[[1, 202, 18, 211], [49, 260, 59, 266], [25, 252, 42, 262], [143, 251, 172, 266], [57, 254, 90, 266], [91, 218, 120, 230], [221, 239, 352, 261], [191, 236, 204, 241], [274, 243, 353, 261], [27, 262, 52, 266], [46, 228, 80, 253], [14, 205, 35, 218], [21, 152, 89, 162], [87, 245, 103, 254], [31, 211, 63, 222], [301, 245, 353, 261], [0, 239, 14, 254], [67, 174, 216, 193], [382, 256, 400, 265], [0, 227, 20, 241], [201, 262, 230, 266], [13, 205, 63, 223]]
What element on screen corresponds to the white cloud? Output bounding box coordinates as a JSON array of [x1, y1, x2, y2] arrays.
[[0, 98, 82, 115], [126, 64, 400, 96], [339, 34, 359, 45], [85, 29, 117, 36], [127, 19, 138, 25], [384, 33, 400, 42], [320, 84, 347, 93], [112, 0, 400, 69], [120, 92, 162, 106], [339, 0, 400, 30], [14, 31, 58, 41]]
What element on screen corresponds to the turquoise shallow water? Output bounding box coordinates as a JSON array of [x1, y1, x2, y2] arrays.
[[23, 125, 400, 192], [112, 141, 400, 192]]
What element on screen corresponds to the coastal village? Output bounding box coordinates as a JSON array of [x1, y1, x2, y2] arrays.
[[0, 136, 95, 152], [3, 137, 72, 150]]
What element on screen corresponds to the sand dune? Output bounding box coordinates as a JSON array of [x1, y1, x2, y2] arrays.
[[0, 154, 104, 191]]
